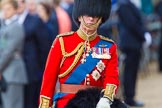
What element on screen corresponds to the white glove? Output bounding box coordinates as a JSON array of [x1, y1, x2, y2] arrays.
[[144, 32, 152, 47], [96, 97, 111, 108]]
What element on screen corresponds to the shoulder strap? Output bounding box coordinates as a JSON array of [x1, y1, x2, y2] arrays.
[[99, 35, 114, 43], [57, 31, 74, 38]]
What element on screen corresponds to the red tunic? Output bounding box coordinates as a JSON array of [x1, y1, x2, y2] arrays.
[[40, 31, 119, 108]]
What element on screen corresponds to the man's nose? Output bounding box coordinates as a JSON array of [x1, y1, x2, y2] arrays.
[[89, 17, 94, 21]]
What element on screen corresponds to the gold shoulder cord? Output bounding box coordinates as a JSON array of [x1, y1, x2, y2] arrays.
[[57, 31, 74, 38], [58, 37, 84, 78], [99, 35, 114, 43], [59, 37, 84, 57]]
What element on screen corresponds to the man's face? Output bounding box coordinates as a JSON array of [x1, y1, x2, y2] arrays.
[[2, 3, 17, 19], [26, 0, 37, 14], [36, 4, 47, 20], [78, 15, 101, 31], [16, 0, 26, 14]]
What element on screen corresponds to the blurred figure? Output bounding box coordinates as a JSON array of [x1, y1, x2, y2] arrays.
[[146, 14, 161, 61], [0, 0, 27, 108], [117, 0, 151, 107], [155, 0, 162, 73], [60, 0, 78, 31], [26, 0, 37, 15], [50, 2, 59, 40], [0, 8, 2, 108], [37, 1, 58, 44], [97, 1, 119, 39], [37, 2, 51, 23], [53, 0, 71, 33], [0, 94, 1, 108], [0, 17, 2, 108], [16, 0, 51, 108]]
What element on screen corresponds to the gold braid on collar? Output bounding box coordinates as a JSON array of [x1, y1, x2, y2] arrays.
[[77, 28, 97, 41]]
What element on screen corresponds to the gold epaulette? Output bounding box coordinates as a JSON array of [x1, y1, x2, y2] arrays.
[[99, 35, 114, 43], [57, 31, 74, 38]]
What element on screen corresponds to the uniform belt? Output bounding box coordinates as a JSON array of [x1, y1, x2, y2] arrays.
[[60, 84, 96, 94]]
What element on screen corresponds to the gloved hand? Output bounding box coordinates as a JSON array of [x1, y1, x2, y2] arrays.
[[96, 97, 111, 108], [143, 32, 152, 47]]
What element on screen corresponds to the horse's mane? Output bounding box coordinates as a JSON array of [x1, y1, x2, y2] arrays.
[[65, 87, 129, 108]]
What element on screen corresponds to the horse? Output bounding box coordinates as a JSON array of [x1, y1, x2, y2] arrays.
[[65, 87, 129, 108]]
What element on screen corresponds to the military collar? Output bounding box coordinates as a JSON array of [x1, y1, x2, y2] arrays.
[[77, 28, 97, 41]]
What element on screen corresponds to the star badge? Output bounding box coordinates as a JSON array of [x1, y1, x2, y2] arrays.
[[92, 70, 101, 81], [96, 60, 105, 72]]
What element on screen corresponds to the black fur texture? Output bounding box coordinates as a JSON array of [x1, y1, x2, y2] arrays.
[[65, 87, 129, 108], [72, 0, 112, 26]]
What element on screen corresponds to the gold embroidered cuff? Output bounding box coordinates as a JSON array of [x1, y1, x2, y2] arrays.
[[39, 95, 50, 108], [103, 84, 117, 101]]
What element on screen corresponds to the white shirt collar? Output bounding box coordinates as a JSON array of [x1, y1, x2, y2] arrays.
[[5, 15, 18, 25], [18, 9, 28, 25]]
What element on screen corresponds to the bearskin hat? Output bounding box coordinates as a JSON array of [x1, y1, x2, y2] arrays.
[[72, 0, 112, 26]]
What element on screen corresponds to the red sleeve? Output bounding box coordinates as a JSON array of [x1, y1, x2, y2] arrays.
[[103, 43, 120, 93], [40, 37, 62, 104]]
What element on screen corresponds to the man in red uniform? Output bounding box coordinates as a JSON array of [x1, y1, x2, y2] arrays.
[[39, 0, 119, 108]]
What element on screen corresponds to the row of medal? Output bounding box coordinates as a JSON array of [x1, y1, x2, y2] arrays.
[[81, 41, 111, 64]]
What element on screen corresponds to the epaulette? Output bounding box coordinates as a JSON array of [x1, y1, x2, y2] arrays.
[[99, 35, 114, 43], [57, 31, 74, 37]]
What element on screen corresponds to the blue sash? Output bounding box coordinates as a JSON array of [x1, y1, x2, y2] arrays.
[[65, 40, 113, 84], [53, 92, 67, 108]]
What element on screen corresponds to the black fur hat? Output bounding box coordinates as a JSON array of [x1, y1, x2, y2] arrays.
[[72, 0, 112, 26]]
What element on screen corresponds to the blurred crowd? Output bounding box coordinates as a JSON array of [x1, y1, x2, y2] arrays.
[[0, 0, 162, 108]]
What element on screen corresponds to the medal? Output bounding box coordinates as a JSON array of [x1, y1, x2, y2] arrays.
[[107, 54, 111, 59], [92, 47, 111, 59], [80, 40, 91, 64], [96, 60, 105, 72], [92, 70, 101, 81]]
